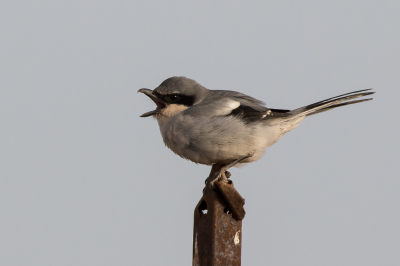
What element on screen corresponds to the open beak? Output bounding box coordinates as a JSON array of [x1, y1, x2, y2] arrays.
[[138, 88, 166, 117]]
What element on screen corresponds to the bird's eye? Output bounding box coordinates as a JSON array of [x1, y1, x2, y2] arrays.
[[169, 95, 178, 100]]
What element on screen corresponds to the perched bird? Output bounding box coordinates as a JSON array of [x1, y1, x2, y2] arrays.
[[138, 76, 374, 185]]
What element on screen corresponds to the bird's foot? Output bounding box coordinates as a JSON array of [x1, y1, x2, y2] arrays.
[[210, 170, 230, 186], [208, 151, 255, 187], [205, 171, 230, 185]]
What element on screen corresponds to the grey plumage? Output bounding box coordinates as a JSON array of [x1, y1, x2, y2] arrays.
[[138, 76, 374, 174]]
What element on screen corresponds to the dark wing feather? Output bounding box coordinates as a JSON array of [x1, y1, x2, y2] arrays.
[[228, 105, 292, 124]]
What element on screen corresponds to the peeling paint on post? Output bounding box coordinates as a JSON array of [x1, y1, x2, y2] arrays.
[[193, 165, 245, 266]]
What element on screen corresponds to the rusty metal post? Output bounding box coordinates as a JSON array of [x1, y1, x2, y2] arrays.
[[193, 165, 246, 266]]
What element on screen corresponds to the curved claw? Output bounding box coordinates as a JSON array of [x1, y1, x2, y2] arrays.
[[209, 151, 255, 186], [210, 170, 229, 187]]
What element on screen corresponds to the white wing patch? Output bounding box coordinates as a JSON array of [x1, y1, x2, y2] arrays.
[[182, 98, 241, 117], [228, 100, 241, 109], [262, 110, 272, 118], [218, 99, 240, 115]]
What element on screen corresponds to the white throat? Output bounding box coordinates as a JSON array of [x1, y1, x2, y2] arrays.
[[155, 103, 188, 128]]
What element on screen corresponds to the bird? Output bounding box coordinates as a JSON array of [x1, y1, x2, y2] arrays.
[[138, 76, 374, 185]]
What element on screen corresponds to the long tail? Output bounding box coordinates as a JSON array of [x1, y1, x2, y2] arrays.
[[264, 89, 375, 127], [290, 89, 375, 118], [261, 89, 374, 144]]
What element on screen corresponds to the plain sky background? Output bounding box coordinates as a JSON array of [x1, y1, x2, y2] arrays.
[[1, 1, 399, 265]]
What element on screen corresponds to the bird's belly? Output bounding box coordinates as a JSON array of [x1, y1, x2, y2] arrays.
[[158, 115, 278, 165]]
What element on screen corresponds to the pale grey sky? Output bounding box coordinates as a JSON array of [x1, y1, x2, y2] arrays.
[[1, 1, 399, 265]]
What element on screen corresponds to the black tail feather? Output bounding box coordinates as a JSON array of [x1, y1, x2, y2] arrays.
[[308, 98, 374, 116], [292, 89, 375, 117], [305, 89, 373, 109]]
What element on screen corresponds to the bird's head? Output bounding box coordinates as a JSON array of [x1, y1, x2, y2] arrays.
[[138, 76, 208, 119]]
